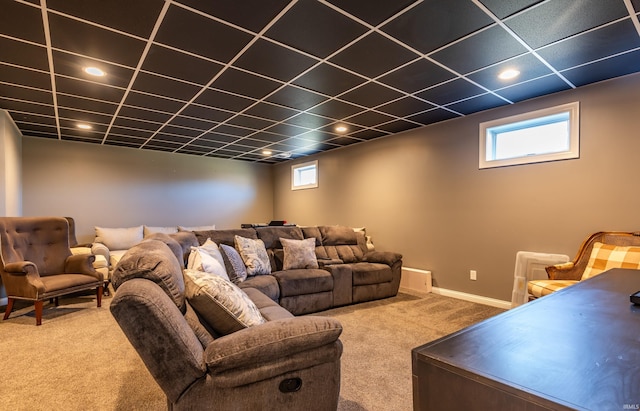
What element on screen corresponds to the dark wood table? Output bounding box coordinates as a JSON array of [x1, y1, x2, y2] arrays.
[[412, 268, 640, 410]]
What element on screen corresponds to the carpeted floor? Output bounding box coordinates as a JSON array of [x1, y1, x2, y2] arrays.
[[0, 290, 504, 411]]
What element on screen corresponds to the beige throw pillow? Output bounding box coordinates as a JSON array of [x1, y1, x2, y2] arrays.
[[234, 235, 271, 276], [281, 237, 318, 270], [95, 225, 144, 250]]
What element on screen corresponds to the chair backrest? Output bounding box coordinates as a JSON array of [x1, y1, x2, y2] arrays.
[[0, 217, 72, 276], [571, 231, 640, 275]]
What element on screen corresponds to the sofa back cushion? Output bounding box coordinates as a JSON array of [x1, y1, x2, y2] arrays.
[[317, 226, 364, 263], [111, 239, 186, 312], [95, 225, 144, 250], [255, 226, 304, 249], [193, 228, 256, 247]]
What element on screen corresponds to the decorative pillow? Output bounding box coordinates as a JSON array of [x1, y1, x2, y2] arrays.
[[179, 224, 216, 232], [281, 237, 319, 270], [144, 225, 178, 237], [95, 225, 144, 250], [219, 244, 248, 284], [234, 235, 271, 276], [187, 238, 229, 281], [183, 269, 265, 336], [581, 242, 640, 280]]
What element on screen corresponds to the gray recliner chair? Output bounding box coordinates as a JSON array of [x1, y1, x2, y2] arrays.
[[110, 239, 343, 410]]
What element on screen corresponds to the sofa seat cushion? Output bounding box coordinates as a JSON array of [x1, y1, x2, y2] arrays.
[[273, 269, 333, 298], [109, 249, 128, 271], [349, 262, 393, 286], [242, 287, 293, 321], [239, 275, 280, 301], [527, 279, 579, 298]]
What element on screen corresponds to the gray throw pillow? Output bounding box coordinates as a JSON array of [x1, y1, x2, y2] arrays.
[[219, 244, 248, 284], [281, 237, 319, 270], [234, 235, 271, 276]]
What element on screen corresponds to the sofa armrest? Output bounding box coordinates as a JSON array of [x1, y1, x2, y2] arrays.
[[363, 251, 402, 266], [205, 316, 342, 374], [317, 258, 343, 267], [91, 243, 110, 265], [4, 261, 38, 275]]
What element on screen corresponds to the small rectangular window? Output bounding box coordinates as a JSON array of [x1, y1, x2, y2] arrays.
[[291, 160, 318, 190], [479, 102, 579, 169]]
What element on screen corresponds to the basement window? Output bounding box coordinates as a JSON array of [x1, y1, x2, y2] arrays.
[[291, 160, 318, 190], [479, 102, 579, 169]]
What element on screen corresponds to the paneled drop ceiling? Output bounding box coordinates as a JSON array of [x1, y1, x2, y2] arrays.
[[1, 0, 640, 163]]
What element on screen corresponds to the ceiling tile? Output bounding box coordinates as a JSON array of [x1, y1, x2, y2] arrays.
[[160, 124, 203, 138], [340, 82, 404, 108], [201, 133, 239, 144], [189, 138, 226, 149], [168, 116, 217, 131], [142, 45, 223, 85], [47, 0, 165, 38], [154, 133, 193, 144], [1, 1, 45, 44], [377, 97, 435, 117], [308, 100, 364, 121], [561, 49, 640, 87], [505, 0, 629, 48], [119, 106, 173, 124], [113, 116, 161, 132], [0, 64, 50, 91], [406, 108, 460, 125], [155, 4, 253, 63], [265, 123, 309, 137], [416, 78, 486, 106], [292, 63, 366, 95], [536, 20, 640, 71], [245, 102, 298, 122], [180, 103, 235, 123], [250, 132, 287, 143], [48, 13, 146, 67], [329, 32, 417, 78], [124, 91, 187, 113], [346, 110, 396, 128], [227, 115, 275, 131], [495, 75, 571, 103], [176, 0, 290, 32], [211, 68, 281, 100], [0, 37, 49, 71], [266, 86, 328, 110], [193, 88, 254, 112], [4, 102, 55, 118], [446, 93, 508, 115], [132, 72, 200, 101], [0, 83, 52, 105], [58, 107, 112, 125], [376, 119, 420, 133], [327, 0, 417, 26], [479, 0, 543, 19], [265, 1, 368, 58], [284, 113, 334, 129], [58, 94, 118, 115], [52, 51, 134, 89], [432, 25, 528, 74], [349, 129, 388, 140], [10, 113, 56, 126], [379, 58, 456, 93], [296, 132, 339, 143], [234, 39, 317, 82], [55, 76, 125, 103], [329, 136, 361, 146], [211, 124, 254, 137], [382, 0, 493, 54]]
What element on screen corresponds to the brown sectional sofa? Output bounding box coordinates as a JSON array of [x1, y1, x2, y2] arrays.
[[192, 225, 403, 315]]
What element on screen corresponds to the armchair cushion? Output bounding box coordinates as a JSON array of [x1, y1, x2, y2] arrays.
[[528, 279, 579, 298], [581, 242, 640, 280], [95, 225, 144, 251], [184, 269, 265, 336]]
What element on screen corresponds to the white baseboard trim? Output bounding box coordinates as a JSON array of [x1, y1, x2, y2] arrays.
[[431, 287, 511, 310]]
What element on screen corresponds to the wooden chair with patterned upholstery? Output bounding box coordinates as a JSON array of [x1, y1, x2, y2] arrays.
[[527, 231, 640, 299], [0, 216, 103, 325]]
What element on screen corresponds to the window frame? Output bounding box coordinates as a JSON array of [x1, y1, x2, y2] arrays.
[[291, 160, 318, 190], [479, 102, 580, 169]]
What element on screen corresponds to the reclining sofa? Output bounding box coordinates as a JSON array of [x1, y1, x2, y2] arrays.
[[192, 225, 403, 315], [110, 237, 343, 410]]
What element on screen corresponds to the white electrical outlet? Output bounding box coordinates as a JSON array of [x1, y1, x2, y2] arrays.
[[470, 270, 477, 281]]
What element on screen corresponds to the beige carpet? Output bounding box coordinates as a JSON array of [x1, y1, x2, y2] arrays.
[[0, 290, 503, 411]]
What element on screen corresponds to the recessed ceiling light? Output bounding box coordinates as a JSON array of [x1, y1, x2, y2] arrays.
[[84, 67, 106, 77], [498, 69, 520, 80], [335, 125, 348, 133], [262, 150, 273, 155], [77, 123, 92, 130]]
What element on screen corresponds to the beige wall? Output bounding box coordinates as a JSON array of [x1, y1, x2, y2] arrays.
[[0, 110, 22, 217], [273, 72, 640, 301], [22, 138, 274, 244]]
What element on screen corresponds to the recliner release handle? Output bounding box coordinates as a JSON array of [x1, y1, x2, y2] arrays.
[[279, 377, 302, 393]]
